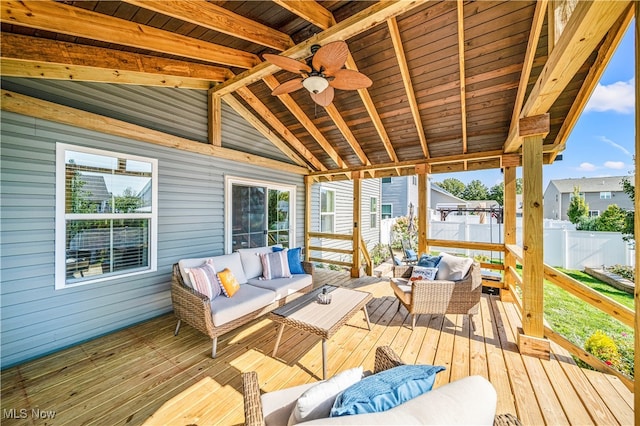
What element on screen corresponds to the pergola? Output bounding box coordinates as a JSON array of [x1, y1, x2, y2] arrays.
[[1, 0, 638, 412]]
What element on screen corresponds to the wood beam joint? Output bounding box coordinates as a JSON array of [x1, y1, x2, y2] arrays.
[[519, 114, 550, 138]]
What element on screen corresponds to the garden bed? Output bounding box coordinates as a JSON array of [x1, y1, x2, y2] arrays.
[[584, 267, 634, 294]]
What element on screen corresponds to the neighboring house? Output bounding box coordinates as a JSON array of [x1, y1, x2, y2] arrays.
[[543, 176, 634, 220], [380, 176, 465, 218], [76, 173, 112, 212]]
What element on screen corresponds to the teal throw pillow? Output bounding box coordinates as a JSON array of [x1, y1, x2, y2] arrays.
[[329, 364, 445, 417], [417, 254, 442, 268], [273, 246, 305, 274]]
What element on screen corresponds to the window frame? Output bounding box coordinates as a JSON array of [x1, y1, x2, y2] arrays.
[[370, 197, 378, 229], [381, 203, 393, 219], [320, 187, 336, 233], [589, 210, 600, 217], [55, 143, 158, 290], [600, 191, 612, 199]]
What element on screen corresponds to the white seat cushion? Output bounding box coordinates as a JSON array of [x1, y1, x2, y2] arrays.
[[210, 252, 248, 284], [248, 274, 312, 300], [210, 284, 274, 326], [435, 252, 474, 281], [238, 246, 278, 279]]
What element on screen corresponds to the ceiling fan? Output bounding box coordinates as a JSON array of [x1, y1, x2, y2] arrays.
[[263, 41, 372, 107]]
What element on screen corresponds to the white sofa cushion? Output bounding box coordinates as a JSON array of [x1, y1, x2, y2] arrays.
[[301, 375, 497, 425], [209, 252, 248, 284], [262, 382, 318, 426], [210, 284, 275, 326], [248, 274, 312, 300], [435, 252, 474, 281], [238, 246, 277, 279], [178, 257, 216, 287]]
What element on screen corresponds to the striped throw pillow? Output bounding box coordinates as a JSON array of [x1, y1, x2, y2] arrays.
[[259, 250, 291, 280], [185, 259, 222, 300]]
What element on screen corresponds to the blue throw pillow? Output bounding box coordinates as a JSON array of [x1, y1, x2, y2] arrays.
[[405, 249, 417, 260], [273, 246, 305, 274], [330, 364, 445, 417], [417, 254, 442, 268]]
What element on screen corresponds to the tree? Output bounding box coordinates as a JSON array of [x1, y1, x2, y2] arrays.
[[461, 179, 488, 200], [488, 183, 504, 205], [567, 186, 588, 224], [114, 187, 143, 213], [621, 174, 635, 240], [436, 178, 465, 197], [594, 204, 627, 232]]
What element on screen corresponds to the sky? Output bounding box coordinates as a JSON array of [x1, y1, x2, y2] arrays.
[[434, 20, 636, 191]]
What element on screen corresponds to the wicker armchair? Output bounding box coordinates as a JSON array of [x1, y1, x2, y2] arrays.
[[171, 261, 313, 358], [390, 262, 482, 329], [242, 345, 520, 425]]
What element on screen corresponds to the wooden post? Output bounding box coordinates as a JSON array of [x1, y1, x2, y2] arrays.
[[351, 171, 362, 278], [502, 165, 517, 301], [416, 164, 430, 255], [208, 93, 222, 146], [633, 1, 639, 419], [519, 114, 550, 359], [304, 176, 312, 262]]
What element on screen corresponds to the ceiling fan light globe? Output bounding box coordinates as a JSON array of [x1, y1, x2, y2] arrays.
[[302, 76, 329, 94]]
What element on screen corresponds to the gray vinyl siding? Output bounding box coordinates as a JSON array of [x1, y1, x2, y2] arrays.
[[543, 184, 562, 219], [1, 108, 304, 368], [309, 180, 380, 265], [381, 177, 411, 218]]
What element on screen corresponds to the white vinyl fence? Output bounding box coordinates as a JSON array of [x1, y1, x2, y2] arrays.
[[380, 218, 634, 270]]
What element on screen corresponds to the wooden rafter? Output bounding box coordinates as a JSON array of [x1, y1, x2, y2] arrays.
[[273, 0, 336, 29], [0, 34, 230, 90], [221, 94, 308, 168], [280, 0, 398, 164], [387, 17, 429, 158], [262, 75, 346, 169], [0, 0, 260, 69], [456, 0, 467, 154], [1, 89, 308, 175], [235, 87, 326, 171], [549, 4, 634, 161], [211, 1, 426, 97], [325, 104, 371, 166], [123, 0, 293, 51], [503, 0, 548, 153], [504, 0, 631, 153]]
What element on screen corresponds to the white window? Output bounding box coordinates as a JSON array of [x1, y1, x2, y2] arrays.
[[381, 177, 391, 184], [225, 177, 296, 252], [570, 192, 585, 200], [320, 188, 335, 233], [589, 210, 600, 217], [370, 197, 378, 228], [56, 144, 157, 289], [600, 191, 612, 199], [381, 203, 393, 219]]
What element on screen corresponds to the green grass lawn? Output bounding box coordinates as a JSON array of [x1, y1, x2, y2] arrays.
[[542, 268, 634, 376]]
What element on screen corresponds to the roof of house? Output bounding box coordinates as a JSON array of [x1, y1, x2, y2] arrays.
[[548, 176, 633, 194], [431, 183, 466, 203]]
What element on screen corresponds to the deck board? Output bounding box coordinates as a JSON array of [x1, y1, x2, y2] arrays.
[[0, 269, 633, 425]]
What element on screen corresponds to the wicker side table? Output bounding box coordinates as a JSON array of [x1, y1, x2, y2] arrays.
[[269, 285, 372, 379]]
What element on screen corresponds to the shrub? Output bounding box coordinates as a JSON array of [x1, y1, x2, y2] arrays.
[[607, 264, 634, 282], [584, 330, 622, 370], [369, 243, 389, 267], [391, 216, 417, 250]]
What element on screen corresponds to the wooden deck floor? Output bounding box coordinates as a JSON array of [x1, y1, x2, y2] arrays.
[[1, 269, 634, 425]]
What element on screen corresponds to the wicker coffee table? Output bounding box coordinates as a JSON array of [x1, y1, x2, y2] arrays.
[[269, 285, 373, 379]]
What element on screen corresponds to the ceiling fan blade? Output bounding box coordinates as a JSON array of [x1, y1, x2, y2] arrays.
[[330, 69, 373, 90], [312, 41, 349, 75], [263, 54, 311, 74], [271, 78, 304, 96], [310, 86, 334, 107]]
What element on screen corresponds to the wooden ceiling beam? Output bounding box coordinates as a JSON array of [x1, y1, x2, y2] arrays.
[[549, 4, 634, 161], [1, 0, 260, 69], [221, 94, 308, 168], [456, 0, 468, 154], [387, 17, 429, 158], [504, 0, 631, 153], [283, 0, 398, 163], [273, 0, 336, 29], [262, 75, 346, 169], [123, 0, 294, 51], [504, 0, 547, 153], [324, 104, 371, 166], [211, 0, 425, 97], [0, 34, 231, 89], [235, 87, 326, 171]]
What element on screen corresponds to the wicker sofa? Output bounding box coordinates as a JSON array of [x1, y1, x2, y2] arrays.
[[172, 246, 314, 358], [390, 260, 482, 329], [243, 346, 520, 425]]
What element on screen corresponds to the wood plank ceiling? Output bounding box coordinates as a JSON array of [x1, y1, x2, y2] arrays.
[[0, 1, 634, 179]]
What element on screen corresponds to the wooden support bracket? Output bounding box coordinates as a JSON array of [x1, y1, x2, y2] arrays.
[[517, 327, 551, 360]]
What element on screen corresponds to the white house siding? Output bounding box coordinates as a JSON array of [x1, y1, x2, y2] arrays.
[[309, 180, 381, 265], [0, 83, 305, 368], [381, 176, 411, 218]]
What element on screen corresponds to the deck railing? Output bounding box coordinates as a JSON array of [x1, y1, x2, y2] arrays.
[[307, 231, 372, 275]]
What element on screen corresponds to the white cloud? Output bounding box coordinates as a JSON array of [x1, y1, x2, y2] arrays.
[[598, 136, 632, 157], [585, 79, 635, 114], [577, 162, 596, 171], [604, 161, 625, 170]]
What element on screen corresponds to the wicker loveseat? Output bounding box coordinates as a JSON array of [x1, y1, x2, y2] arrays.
[[243, 346, 520, 425], [172, 247, 313, 358], [390, 260, 482, 329]]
